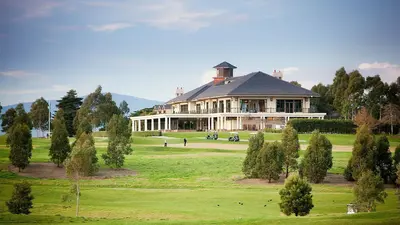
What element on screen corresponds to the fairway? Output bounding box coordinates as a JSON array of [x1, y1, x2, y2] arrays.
[[0, 132, 399, 224]]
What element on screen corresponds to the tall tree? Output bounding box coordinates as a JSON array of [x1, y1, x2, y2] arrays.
[[102, 114, 133, 168], [380, 103, 400, 135], [311, 83, 334, 114], [97, 92, 120, 127], [49, 109, 71, 167], [119, 100, 130, 118], [57, 90, 83, 137], [242, 132, 264, 178], [386, 77, 400, 106], [281, 125, 300, 178], [365, 75, 388, 120], [290, 81, 302, 87], [279, 174, 313, 216], [299, 130, 332, 183], [330, 67, 349, 116], [255, 141, 284, 183], [343, 70, 365, 119], [8, 123, 32, 172], [1, 108, 16, 133], [14, 103, 32, 130], [30, 97, 49, 137], [349, 125, 376, 180], [0, 102, 2, 115], [353, 107, 378, 131], [6, 181, 34, 215], [375, 136, 393, 184], [353, 170, 387, 212]]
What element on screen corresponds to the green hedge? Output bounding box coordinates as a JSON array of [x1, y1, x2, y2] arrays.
[[263, 128, 283, 133], [133, 131, 162, 137], [287, 119, 356, 134]]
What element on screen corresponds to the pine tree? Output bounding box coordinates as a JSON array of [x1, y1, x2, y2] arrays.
[[349, 125, 376, 180], [8, 123, 32, 172], [353, 170, 387, 212], [279, 174, 313, 216], [49, 109, 71, 167], [256, 141, 284, 183], [281, 125, 300, 178], [299, 130, 332, 183], [102, 114, 133, 168], [6, 181, 34, 214], [375, 136, 393, 184], [57, 90, 83, 137], [242, 132, 264, 178]]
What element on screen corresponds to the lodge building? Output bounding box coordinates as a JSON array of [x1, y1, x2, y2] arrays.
[[130, 62, 326, 132]]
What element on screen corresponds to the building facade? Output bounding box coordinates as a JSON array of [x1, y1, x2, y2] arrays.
[[131, 62, 326, 132]]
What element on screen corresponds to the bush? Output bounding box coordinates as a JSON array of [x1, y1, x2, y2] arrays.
[[6, 181, 34, 214], [255, 141, 284, 182], [344, 158, 355, 181], [132, 131, 162, 137], [288, 119, 356, 134], [242, 132, 264, 178], [354, 170, 387, 212], [300, 130, 333, 183], [263, 128, 283, 133], [279, 174, 314, 216]]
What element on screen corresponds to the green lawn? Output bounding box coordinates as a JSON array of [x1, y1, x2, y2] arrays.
[[0, 136, 399, 224]]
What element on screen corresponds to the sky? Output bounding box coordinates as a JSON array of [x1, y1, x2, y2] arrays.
[[0, 0, 399, 106]]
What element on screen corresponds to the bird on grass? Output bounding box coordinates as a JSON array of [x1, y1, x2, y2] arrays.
[[264, 205, 267, 207]]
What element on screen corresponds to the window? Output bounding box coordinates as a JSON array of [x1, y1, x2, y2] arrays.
[[219, 100, 224, 113], [196, 104, 201, 113], [226, 100, 231, 113], [276, 100, 302, 113], [180, 105, 188, 113]]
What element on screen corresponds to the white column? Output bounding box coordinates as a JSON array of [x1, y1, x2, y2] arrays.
[[138, 120, 142, 131], [217, 100, 220, 113], [236, 117, 239, 130], [151, 119, 154, 131], [239, 117, 242, 130], [216, 117, 220, 130], [158, 118, 161, 130], [208, 117, 211, 131], [168, 117, 171, 130], [144, 119, 148, 131], [211, 117, 214, 130], [223, 100, 226, 113]]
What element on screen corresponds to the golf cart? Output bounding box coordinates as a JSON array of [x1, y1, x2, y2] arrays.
[[228, 132, 240, 142], [206, 131, 218, 140]]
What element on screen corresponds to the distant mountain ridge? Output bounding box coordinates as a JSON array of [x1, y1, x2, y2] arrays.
[[1, 93, 164, 115]]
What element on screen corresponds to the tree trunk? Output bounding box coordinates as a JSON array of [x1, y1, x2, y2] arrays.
[[268, 177, 271, 183], [286, 165, 289, 178], [76, 179, 80, 217]]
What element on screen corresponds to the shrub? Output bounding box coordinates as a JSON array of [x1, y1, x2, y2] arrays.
[[354, 170, 387, 212], [255, 141, 284, 182], [279, 174, 313, 216], [6, 181, 34, 214], [300, 130, 332, 183], [263, 128, 283, 133], [133, 131, 162, 137], [375, 136, 393, 184], [281, 125, 300, 178], [242, 132, 264, 178], [288, 119, 356, 134]]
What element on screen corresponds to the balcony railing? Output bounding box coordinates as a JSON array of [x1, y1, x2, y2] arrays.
[[173, 107, 317, 114]]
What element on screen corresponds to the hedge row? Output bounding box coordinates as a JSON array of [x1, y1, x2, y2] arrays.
[[287, 119, 356, 134], [133, 131, 162, 137], [263, 128, 283, 133]]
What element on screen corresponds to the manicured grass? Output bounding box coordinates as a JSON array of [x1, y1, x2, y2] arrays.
[[0, 136, 399, 224]]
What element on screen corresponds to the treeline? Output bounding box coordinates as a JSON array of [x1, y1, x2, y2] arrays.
[[310, 70, 400, 134], [1, 85, 133, 216]]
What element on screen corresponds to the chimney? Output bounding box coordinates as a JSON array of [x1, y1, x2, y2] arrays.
[[180, 87, 184, 95]]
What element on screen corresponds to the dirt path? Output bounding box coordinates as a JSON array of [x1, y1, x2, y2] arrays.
[[139, 143, 396, 152], [8, 163, 137, 179]]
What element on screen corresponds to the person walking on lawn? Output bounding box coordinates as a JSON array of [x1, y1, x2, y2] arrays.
[[184, 138, 187, 146]]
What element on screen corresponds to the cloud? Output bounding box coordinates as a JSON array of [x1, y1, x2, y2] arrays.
[[280, 67, 299, 75], [358, 62, 399, 70], [0, 70, 37, 78], [358, 62, 400, 83], [88, 23, 133, 32], [0, 84, 70, 95], [8, 0, 64, 20], [200, 70, 217, 85]]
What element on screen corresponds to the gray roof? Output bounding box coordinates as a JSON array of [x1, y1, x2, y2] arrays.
[[213, 61, 237, 69], [166, 71, 319, 104]]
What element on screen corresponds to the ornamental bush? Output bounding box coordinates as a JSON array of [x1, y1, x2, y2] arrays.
[[288, 119, 356, 134]]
